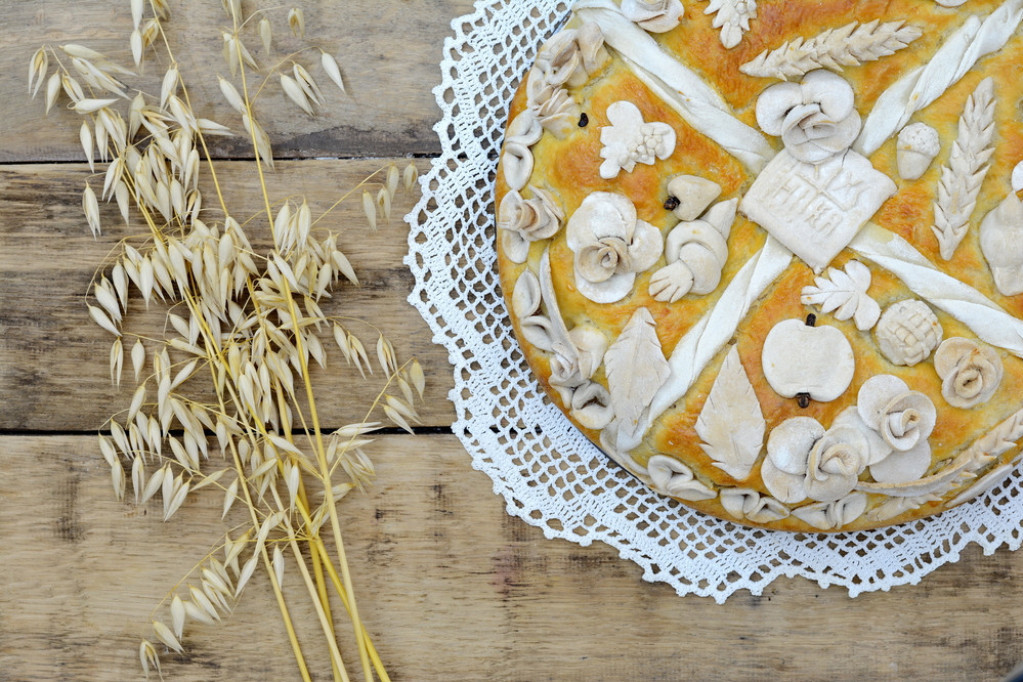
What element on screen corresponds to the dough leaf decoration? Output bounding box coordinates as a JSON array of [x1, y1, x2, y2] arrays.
[[740, 20, 922, 81], [800, 260, 881, 330], [702, 0, 757, 49], [695, 345, 765, 480], [604, 307, 670, 436], [932, 77, 996, 261]]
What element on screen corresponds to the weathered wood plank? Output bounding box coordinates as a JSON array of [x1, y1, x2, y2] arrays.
[[2, 0, 477, 163], [1, 434, 1022, 681], [0, 160, 458, 431]]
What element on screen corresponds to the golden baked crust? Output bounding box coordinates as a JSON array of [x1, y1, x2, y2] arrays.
[[496, 0, 1023, 532]]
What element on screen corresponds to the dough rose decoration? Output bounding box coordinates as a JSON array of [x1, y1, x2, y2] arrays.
[[534, 22, 609, 88], [550, 327, 614, 430], [720, 488, 790, 523], [527, 22, 608, 139], [598, 101, 677, 179], [550, 325, 608, 389], [857, 375, 936, 483], [566, 192, 664, 303], [646, 455, 716, 500], [934, 337, 1004, 408], [498, 186, 564, 263], [792, 493, 869, 531], [755, 69, 862, 164], [621, 0, 685, 33], [762, 417, 873, 503]]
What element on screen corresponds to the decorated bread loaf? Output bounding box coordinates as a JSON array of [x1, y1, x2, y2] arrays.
[[495, 0, 1023, 532]]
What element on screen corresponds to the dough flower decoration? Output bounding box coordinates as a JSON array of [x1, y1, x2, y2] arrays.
[[761, 417, 873, 503], [534, 22, 609, 89], [498, 186, 564, 263], [621, 0, 685, 33], [566, 192, 663, 303], [645, 455, 717, 501], [934, 337, 1004, 409], [549, 325, 608, 390], [761, 375, 938, 505], [527, 78, 581, 139], [720, 488, 790, 523], [598, 101, 677, 179], [527, 22, 608, 138], [755, 69, 862, 164], [854, 375, 936, 484], [792, 493, 869, 531]]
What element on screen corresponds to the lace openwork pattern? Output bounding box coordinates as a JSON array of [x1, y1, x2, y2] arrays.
[[403, 0, 1023, 601]]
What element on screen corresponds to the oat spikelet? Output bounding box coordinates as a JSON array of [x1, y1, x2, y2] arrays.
[[131, 0, 144, 29], [320, 51, 346, 94], [273, 545, 286, 587], [28, 47, 48, 97], [131, 28, 148, 67], [280, 73, 313, 115], [160, 66, 178, 109], [703, 0, 757, 49], [83, 182, 101, 236], [288, 7, 305, 37], [258, 17, 272, 54], [740, 20, 922, 80], [151, 620, 182, 654], [216, 78, 244, 115], [139, 640, 160, 678], [933, 77, 996, 261], [170, 595, 186, 639], [403, 161, 418, 191], [362, 190, 377, 230], [74, 98, 119, 114], [292, 63, 323, 106], [44, 73, 61, 113]]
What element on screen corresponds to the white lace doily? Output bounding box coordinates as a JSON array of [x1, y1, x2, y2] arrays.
[[403, 0, 1023, 602]]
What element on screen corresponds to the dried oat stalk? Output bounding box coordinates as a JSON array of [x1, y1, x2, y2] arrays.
[[740, 20, 922, 80], [31, 2, 422, 679], [932, 77, 996, 261], [702, 0, 757, 49]]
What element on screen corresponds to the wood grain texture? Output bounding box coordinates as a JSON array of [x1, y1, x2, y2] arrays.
[[4, 1, 1023, 680], [3, 434, 1023, 681], [2, 0, 475, 163], [0, 160, 456, 431]]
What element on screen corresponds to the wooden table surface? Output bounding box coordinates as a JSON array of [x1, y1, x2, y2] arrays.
[[2, 1, 1023, 680]]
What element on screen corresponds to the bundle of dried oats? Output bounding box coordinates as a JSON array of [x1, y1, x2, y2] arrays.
[[30, 1, 421, 679]]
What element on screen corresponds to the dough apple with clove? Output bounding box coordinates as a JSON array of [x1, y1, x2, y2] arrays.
[[761, 317, 855, 403]]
